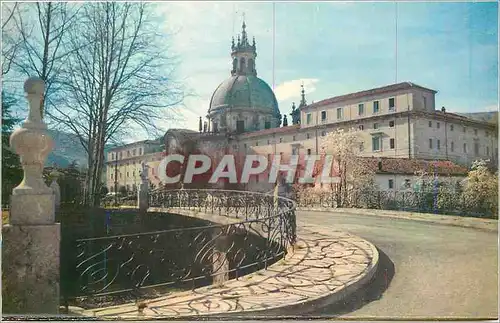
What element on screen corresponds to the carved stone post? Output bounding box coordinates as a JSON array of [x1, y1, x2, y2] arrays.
[[212, 229, 230, 285], [50, 168, 62, 210], [137, 163, 149, 212], [2, 77, 60, 314]]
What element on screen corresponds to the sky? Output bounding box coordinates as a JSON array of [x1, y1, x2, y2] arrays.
[[151, 1, 498, 136]]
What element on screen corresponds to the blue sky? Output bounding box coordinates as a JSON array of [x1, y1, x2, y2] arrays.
[[154, 1, 498, 134]]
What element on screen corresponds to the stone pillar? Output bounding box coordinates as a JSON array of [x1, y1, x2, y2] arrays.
[[137, 163, 149, 212], [212, 231, 230, 285], [50, 169, 62, 211], [2, 77, 60, 314]]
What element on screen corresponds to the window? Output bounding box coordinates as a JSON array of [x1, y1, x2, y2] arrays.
[[127, 150, 131, 157], [388, 179, 394, 189], [487, 146, 490, 156], [292, 147, 298, 155], [139, 148, 142, 155], [373, 101, 380, 113], [428, 121, 432, 127], [359, 125, 364, 130], [450, 125, 454, 131], [463, 143, 467, 153], [292, 135, 296, 141], [463, 126, 466, 133], [389, 120, 395, 128], [358, 103, 364, 116], [337, 108, 343, 119], [267, 140, 270, 144], [437, 122, 440, 129], [404, 179, 411, 189], [390, 138, 395, 149], [279, 137, 283, 143], [359, 142, 364, 152], [244, 143, 247, 149], [373, 123, 379, 129], [232, 144, 237, 150], [474, 129, 478, 136], [120, 152, 123, 159], [306, 113, 312, 125], [451, 141, 454, 152], [423, 96, 427, 110], [437, 140, 441, 150], [321, 131, 326, 137], [307, 149, 311, 155], [256, 175, 259, 183], [256, 141, 259, 146], [429, 139, 433, 149], [474, 142, 479, 156], [372, 136, 381, 151], [306, 133, 310, 139], [127, 172, 129, 177], [321, 110, 327, 121], [389, 98, 395, 111], [133, 149, 136, 156], [265, 121, 271, 129], [133, 171, 135, 177]]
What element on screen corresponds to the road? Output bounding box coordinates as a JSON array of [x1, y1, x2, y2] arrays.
[[297, 211, 498, 320]]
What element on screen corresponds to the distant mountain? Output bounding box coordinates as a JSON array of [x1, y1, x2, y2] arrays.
[[457, 111, 498, 124], [46, 130, 111, 169]]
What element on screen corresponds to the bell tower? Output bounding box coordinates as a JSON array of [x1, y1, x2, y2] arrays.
[[231, 20, 257, 77]]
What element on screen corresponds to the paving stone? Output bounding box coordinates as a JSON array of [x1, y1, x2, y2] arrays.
[[77, 224, 377, 319]]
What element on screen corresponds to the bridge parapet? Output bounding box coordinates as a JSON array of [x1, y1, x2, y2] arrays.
[[62, 189, 296, 309]]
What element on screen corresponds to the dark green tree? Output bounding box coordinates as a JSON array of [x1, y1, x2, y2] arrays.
[[2, 93, 23, 207]]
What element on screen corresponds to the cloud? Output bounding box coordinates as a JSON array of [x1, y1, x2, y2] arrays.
[[274, 78, 319, 102]]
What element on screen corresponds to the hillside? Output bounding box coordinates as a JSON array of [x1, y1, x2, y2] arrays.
[[45, 131, 163, 168], [46, 130, 113, 168], [457, 111, 498, 124]]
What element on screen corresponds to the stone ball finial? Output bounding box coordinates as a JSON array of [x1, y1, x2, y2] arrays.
[[24, 77, 45, 95]]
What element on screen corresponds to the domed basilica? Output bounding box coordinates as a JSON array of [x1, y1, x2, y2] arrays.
[[206, 21, 282, 134]]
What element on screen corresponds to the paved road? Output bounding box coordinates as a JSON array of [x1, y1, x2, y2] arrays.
[[298, 211, 498, 319]]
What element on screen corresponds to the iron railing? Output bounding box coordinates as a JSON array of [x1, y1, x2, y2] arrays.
[[61, 189, 296, 309], [296, 189, 495, 217]]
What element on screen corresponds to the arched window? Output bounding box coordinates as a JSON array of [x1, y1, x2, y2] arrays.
[[248, 59, 254, 72], [239, 57, 246, 71], [232, 58, 237, 71]]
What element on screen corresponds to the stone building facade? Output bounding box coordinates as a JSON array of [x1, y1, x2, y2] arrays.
[[104, 21, 497, 193]]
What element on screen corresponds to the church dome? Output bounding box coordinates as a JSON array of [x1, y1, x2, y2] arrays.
[[209, 75, 279, 116]]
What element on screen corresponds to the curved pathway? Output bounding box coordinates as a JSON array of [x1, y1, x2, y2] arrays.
[[298, 210, 498, 319], [79, 223, 378, 318]]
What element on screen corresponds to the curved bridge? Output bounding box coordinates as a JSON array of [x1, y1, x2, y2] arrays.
[[62, 189, 296, 309]]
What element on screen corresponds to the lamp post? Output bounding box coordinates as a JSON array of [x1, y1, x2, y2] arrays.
[[114, 155, 118, 206]]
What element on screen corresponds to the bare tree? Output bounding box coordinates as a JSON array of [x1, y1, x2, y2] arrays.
[[6, 2, 79, 117], [2, 2, 25, 76], [51, 3, 184, 206]]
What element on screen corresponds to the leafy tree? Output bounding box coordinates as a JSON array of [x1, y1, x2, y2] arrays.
[[43, 161, 85, 206], [320, 128, 377, 207], [1, 93, 22, 207], [461, 159, 498, 218]]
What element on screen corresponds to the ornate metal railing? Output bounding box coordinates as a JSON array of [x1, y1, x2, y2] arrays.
[[61, 189, 296, 308], [296, 189, 492, 217]]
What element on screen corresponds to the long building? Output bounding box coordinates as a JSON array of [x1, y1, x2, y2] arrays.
[[105, 21, 497, 194]]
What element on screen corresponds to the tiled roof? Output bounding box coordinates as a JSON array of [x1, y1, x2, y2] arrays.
[[240, 124, 300, 139], [306, 82, 437, 110], [361, 157, 468, 176], [309, 156, 468, 177]]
